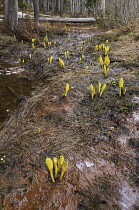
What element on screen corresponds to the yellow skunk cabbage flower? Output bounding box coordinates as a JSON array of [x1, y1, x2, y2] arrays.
[[64, 51, 69, 59], [103, 65, 107, 77], [80, 54, 85, 61], [68, 37, 70, 42], [19, 59, 24, 64], [58, 155, 64, 172], [44, 35, 48, 41], [80, 46, 83, 51], [104, 55, 110, 67], [59, 58, 65, 68], [97, 44, 101, 50], [62, 26, 67, 31], [100, 44, 105, 51], [32, 43, 35, 49], [99, 83, 107, 97], [59, 155, 64, 165], [98, 55, 104, 67], [53, 157, 58, 177], [119, 77, 124, 88], [49, 56, 53, 64], [53, 41, 57, 45], [95, 45, 99, 51], [48, 42, 51, 46], [43, 42, 46, 48], [13, 35, 16, 41], [29, 54, 32, 59], [81, 55, 85, 59], [60, 161, 69, 181], [46, 157, 55, 182], [104, 46, 110, 55], [98, 81, 102, 94], [48, 56, 53, 64], [32, 39, 36, 43], [86, 66, 89, 70], [106, 40, 108, 44], [19, 58, 24, 64], [89, 37, 93, 42], [119, 77, 124, 97], [21, 40, 24, 44], [90, 84, 96, 99], [63, 83, 70, 97], [82, 40, 86, 44], [103, 65, 110, 78]]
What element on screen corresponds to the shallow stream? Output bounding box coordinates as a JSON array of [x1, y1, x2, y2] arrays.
[[0, 61, 35, 125]]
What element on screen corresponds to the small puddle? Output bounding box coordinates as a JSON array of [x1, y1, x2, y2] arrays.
[[4, 169, 78, 210], [0, 61, 36, 125]]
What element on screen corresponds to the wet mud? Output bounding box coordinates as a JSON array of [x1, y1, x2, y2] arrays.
[[0, 24, 139, 209]]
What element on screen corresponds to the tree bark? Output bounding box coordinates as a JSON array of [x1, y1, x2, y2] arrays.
[[39, 16, 96, 22], [100, 0, 106, 15], [4, 0, 18, 31], [4, 0, 8, 23], [32, 0, 40, 28]]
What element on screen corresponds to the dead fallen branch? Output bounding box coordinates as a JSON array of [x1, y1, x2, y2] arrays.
[[0, 15, 96, 23], [39, 17, 96, 23]]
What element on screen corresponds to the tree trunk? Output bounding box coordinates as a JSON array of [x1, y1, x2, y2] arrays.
[[4, 0, 8, 23], [100, 0, 105, 15], [54, 0, 59, 14], [39, 16, 96, 23], [32, 0, 40, 28], [5, 0, 18, 31]]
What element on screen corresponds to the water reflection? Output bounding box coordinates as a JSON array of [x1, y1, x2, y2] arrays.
[[0, 61, 36, 124]]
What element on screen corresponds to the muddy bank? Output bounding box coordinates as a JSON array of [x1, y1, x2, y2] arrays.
[[0, 25, 139, 209]]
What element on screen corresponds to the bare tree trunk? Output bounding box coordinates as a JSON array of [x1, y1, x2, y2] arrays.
[[100, 0, 105, 15], [44, 0, 47, 13], [5, 0, 18, 31], [71, 0, 75, 16], [59, 0, 63, 16], [4, 0, 8, 23], [32, 0, 40, 28]]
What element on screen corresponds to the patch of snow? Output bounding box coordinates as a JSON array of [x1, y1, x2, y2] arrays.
[[18, 12, 33, 18], [76, 161, 85, 171], [84, 161, 94, 167], [133, 111, 139, 122], [132, 96, 139, 103], [120, 181, 139, 210], [5, 72, 11, 75], [117, 135, 128, 145], [76, 160, 94, 171], [12, 71, 18, 74]]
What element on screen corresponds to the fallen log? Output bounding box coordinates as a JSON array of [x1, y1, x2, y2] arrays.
[[7, 86, 26, 101], [0, 14, 96, 23], [39, 17, 96, 23], [7, 86, 19, 97]]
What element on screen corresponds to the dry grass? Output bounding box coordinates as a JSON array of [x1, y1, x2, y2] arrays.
[[0, 26, 139, 209]]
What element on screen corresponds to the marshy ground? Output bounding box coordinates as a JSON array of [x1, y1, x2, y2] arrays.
[[0, 21, 139, 209]]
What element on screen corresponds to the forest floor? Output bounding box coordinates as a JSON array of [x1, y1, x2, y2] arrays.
[[0, 20, 139, 210]]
